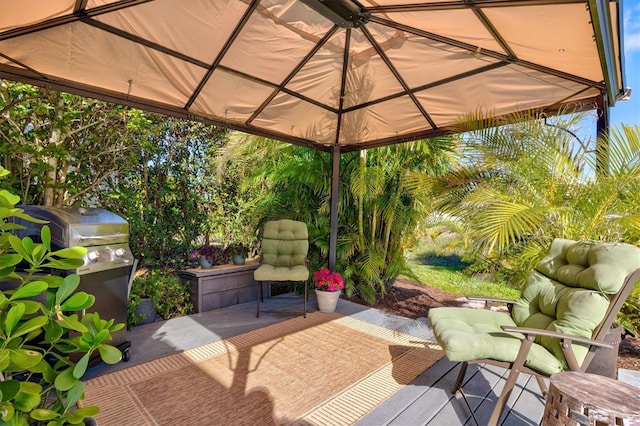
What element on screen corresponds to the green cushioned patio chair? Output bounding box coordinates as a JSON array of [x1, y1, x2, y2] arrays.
[[254, 219, 309, 318], [428, 239, 640, 426]]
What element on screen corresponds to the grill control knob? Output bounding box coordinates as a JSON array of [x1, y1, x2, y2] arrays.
[[87, 251, 99, 262], [114, 248, 126, 257]]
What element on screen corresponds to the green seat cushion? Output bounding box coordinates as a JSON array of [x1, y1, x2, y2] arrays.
[[254, 264, 309, 281], [428, 307, 565, 375]]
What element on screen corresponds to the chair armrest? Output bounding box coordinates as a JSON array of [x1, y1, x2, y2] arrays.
[[501, 325, 612, 371], [467, 296, 517, 304], [500, 326, 612, 348], [466, 296, 516, 312]]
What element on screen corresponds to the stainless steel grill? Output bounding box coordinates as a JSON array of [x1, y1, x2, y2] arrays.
[[13, 205, 133, 362], [13, 206, 134, 274]]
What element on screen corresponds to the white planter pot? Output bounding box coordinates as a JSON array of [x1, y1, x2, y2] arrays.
[[315, 289, 340, 313]]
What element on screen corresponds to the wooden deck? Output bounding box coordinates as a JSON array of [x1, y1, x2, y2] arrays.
[[85, 293, 637, 425]]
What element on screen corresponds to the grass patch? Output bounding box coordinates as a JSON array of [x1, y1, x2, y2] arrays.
[[404, 239, 521, 299]]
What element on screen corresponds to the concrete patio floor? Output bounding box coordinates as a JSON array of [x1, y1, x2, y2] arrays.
[[85, 293, 640, 425]]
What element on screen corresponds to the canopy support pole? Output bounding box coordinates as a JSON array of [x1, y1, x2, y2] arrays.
[[596, 91, 610, 177], [328, 144, 340, 272]]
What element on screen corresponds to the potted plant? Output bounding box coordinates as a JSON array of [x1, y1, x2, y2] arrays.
[[194, 245, 232, 269], [228, 243, 249, 265], [127, 274, 161, 328], [0, 167, 123, 425], [127, 271, 194, 328], [313, 268, 345, 313]]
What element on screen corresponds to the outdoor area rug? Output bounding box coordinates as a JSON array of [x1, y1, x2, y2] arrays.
[[81, 312, 443, 425]]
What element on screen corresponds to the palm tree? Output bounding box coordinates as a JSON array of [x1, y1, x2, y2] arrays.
[[420, 109, 640, 283], [220, 133, 457, 303]]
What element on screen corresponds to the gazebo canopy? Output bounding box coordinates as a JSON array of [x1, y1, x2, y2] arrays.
[[0, 0, 628, 153]]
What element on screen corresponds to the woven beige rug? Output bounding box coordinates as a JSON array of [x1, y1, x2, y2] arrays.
[[81, 312, 442, 425]]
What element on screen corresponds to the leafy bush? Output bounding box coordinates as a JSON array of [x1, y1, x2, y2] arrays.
[[0, 167, 123, 425], [127, 271, 193, 328], [152, 274, 193, 320], [618, 283, 640, 335]]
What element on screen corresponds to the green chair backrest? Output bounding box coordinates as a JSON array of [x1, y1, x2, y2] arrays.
[[261, 220, 308, 268], [511, 239, 640, 366]]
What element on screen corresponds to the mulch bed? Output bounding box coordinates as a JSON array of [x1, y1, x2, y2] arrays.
[[358, 279, 640, 371]]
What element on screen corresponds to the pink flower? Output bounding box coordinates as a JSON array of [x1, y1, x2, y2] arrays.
[[313, 268, 344, 292]]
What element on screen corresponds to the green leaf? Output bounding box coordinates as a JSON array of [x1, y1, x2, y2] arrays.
[[20, 238, 34, 257], [40, 258, 85, 270], [0, 380, 20, 402], [0, 254, 22, 269], [14, 381, 42, 412], [0, 189, 18, 206], [12, 316, 47, 339], [0, 222, 27, 232], [50, 247, 87, 259], [28, 359, 50, 374], [72, 353, 90, 379], [98, 344, 123, 364], [63, 381, 86, 412], [0, 266, 16, 281], [67, 405, 99, 420], [0, 351, 9, 371], [43, 321, 64, 344], [19, 300, 42, 315], [0, 401, 15, 422], [30, 245, 46, 264], [64, 407, 94, 425], [11, 281, 47, 300], [53, 366, 78, 391], [5, 349, 42, 372], [59, 315, 88, 333], [56, 274, 80, 304], [40, 226, 51, 252], [110, 322, 125, 333], [7, 236, 29, 262], [12, 212, 47, 225], [60, 292, 92, 311], [36, 275, 64, 288], [4, 304, 25, 336], [29, 408, 59, 421], [93, 329, 110, 343]]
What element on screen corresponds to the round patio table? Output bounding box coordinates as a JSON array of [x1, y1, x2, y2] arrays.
[[541, 371, 640, 425]]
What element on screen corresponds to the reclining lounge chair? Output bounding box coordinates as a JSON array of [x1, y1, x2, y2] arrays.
[[428, 238, 640, 425]]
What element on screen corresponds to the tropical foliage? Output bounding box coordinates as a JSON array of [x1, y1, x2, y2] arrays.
[[3, 80, 640, 332], [0, 81, 139, 207], [408, 111, 640, 332], [220, 135, 457, 303], [410, 112, 640, 274], [0, 167, 123, 424]]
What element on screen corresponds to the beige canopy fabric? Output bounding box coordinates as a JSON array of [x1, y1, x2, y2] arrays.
[[0, 0, 627, 152]]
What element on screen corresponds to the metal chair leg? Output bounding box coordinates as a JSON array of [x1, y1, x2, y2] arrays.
[[452, 362, 478, 426], [453, 361, 469, 393], [256, 280, 262, 318], [303, 279, 307, 318]]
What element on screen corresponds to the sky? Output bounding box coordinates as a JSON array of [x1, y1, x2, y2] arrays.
[[609, 0, 640, 127]]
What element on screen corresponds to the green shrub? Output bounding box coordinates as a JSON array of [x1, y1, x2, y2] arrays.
[[127, 271, 193, 328], [0, 167, 123, 425]]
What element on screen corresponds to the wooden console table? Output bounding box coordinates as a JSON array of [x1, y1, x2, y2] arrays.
[[178, 262, 267, 313]]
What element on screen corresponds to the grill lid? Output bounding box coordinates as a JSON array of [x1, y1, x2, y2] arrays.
[[15, 205, 129, 248], [13, 205, 133, 275]]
